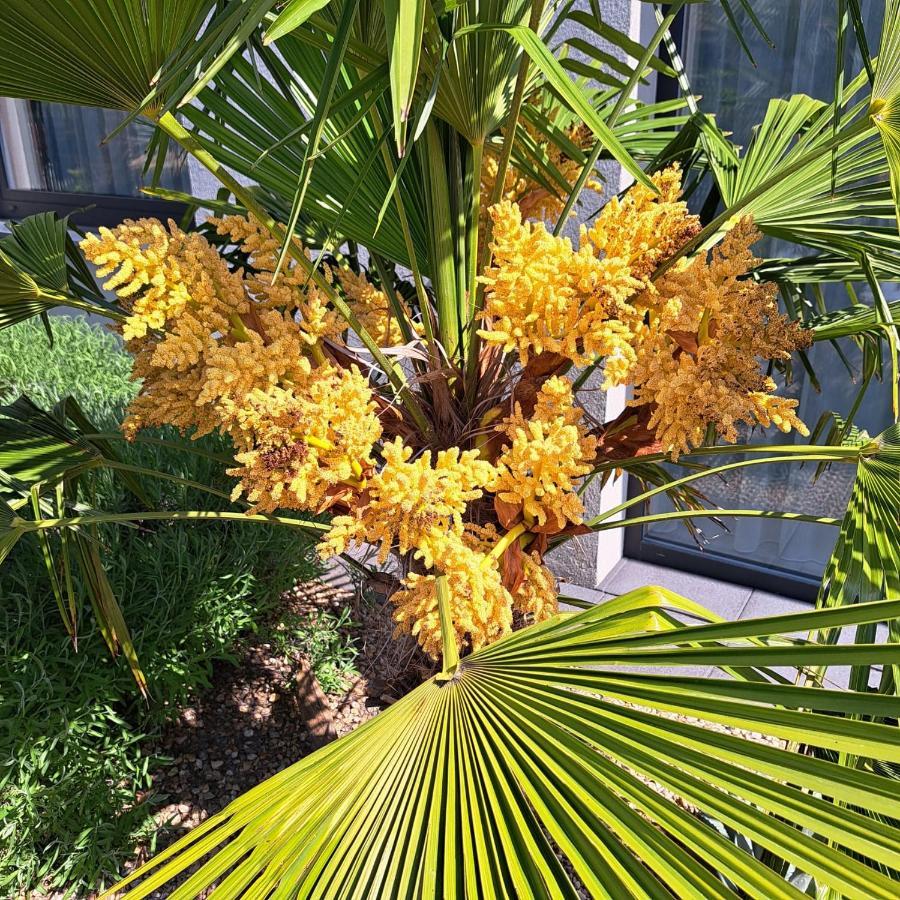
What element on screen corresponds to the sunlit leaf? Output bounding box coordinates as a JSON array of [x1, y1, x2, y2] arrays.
[[871, 0, 900, 226], [0, 0, 213, 111], [105, 589, 900, 898], [385, 0, 427, 155]]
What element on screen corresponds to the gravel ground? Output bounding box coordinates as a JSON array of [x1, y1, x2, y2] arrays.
[[111, 576, 436, 895], [144, 582, 375, 841]]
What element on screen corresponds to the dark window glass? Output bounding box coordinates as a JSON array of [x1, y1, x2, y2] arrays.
[[0, 99, 188, 199], [633, 0, 894, 589]]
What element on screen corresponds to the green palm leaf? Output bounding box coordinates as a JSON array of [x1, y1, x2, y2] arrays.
[[711, 86, 898, 272], [0, 0, 212, 111], [105, 588, 900, 898], [0, 396, 151, 692], [384, 0, 427, 155], [820, 425, 900, 608], [811, 425, 900, 697], [0, 214, 125, 331], [458, 21, 654, 191], [0, 494, 23, 566], [265, 0, 336, 43], [872, 0, 900, 225]]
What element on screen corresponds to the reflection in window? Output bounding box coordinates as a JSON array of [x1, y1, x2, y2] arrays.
[[641, 0, 892, 581], [0, 98, 188, 197]]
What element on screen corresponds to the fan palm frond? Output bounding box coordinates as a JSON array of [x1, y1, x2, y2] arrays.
[[105, 589, 900, 898]]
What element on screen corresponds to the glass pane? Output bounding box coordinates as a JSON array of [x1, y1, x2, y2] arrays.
[[0, 99, 189, 197], [641, 0, 894, 581]]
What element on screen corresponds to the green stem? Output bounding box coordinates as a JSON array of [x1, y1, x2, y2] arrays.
[[40, 288, 129, 324], [590, 440, 868, 475], [588, 508, 840, 533], [425, 121, 463, 362], [15, 509, 328, 535], [482, 0, 546, 231], [588, 453, 856, 526], [435, 573, 459, 679], [81, 433, 235, 465], [464, 139, 485, 408], [465, 139, 484, 318], [484, 521, 528, 566], [469, 0, 544, 398], [571, 355, 603, 391], [103, 461, 234, 502]]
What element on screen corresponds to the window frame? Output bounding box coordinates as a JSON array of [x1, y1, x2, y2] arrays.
[[622, 3, 820, 602], [0, 102, 188, 227]]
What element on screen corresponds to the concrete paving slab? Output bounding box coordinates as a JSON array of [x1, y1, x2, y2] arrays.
[[599, 559, 753, 622]]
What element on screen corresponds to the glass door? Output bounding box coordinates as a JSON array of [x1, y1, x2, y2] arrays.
[[627, 0, 895, 598]]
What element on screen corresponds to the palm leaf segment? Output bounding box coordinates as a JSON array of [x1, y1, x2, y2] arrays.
[[872, 0, 900, 224], [109, 588, 900, 899], [822, 424, 900, 607], [709, 85, 899, 279], [0, 397, 151, 691], [0, 213, 125, 329], [0, 214, 72, 329], [814, 424, 900, 694], [0, 0, 213, 111]]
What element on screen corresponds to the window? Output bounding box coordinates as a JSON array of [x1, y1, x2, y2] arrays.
[[0, 99, 189, 225], [625, 0, 894, 599]]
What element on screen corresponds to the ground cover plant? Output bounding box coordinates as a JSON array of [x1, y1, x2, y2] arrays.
[[0, 318, 321, 894], [1, 0, 900, 897]]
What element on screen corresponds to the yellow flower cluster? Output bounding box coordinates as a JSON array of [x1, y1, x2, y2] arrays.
[[491, 377, 597, 530], [82, 216, 383, 511], [82, 218, 246, 341], [389, 522, 557, 657], [478, 166, 699, 374], [630, 219, 811, 455], [228, 363, 381, 513], [208, 214, 345, 346], [516, 552, 558, 623], [83, 181, 810, 665], [391, 525, 513, 657], [321, 437, 494, 566], [322, 445, 521, 655], [480, 123, 600, 223]]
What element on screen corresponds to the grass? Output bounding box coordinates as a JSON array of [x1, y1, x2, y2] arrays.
[[0, 317, 327, 895]]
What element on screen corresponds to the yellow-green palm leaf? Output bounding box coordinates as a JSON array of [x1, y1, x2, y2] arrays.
[[0, 0, 212, 111], [872, 0, 900, 224], [108, 589, 900, 898]]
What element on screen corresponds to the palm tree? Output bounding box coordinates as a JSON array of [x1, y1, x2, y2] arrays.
[[1, 0, 899, 896]]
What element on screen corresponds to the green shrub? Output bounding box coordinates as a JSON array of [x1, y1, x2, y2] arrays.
[[270, 607, 359, 694], [0, 317, 321, 894], [0, 315, 136, 423]]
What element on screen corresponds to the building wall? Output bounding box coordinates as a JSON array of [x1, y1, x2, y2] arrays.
[[529, 0, 637, 587]]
